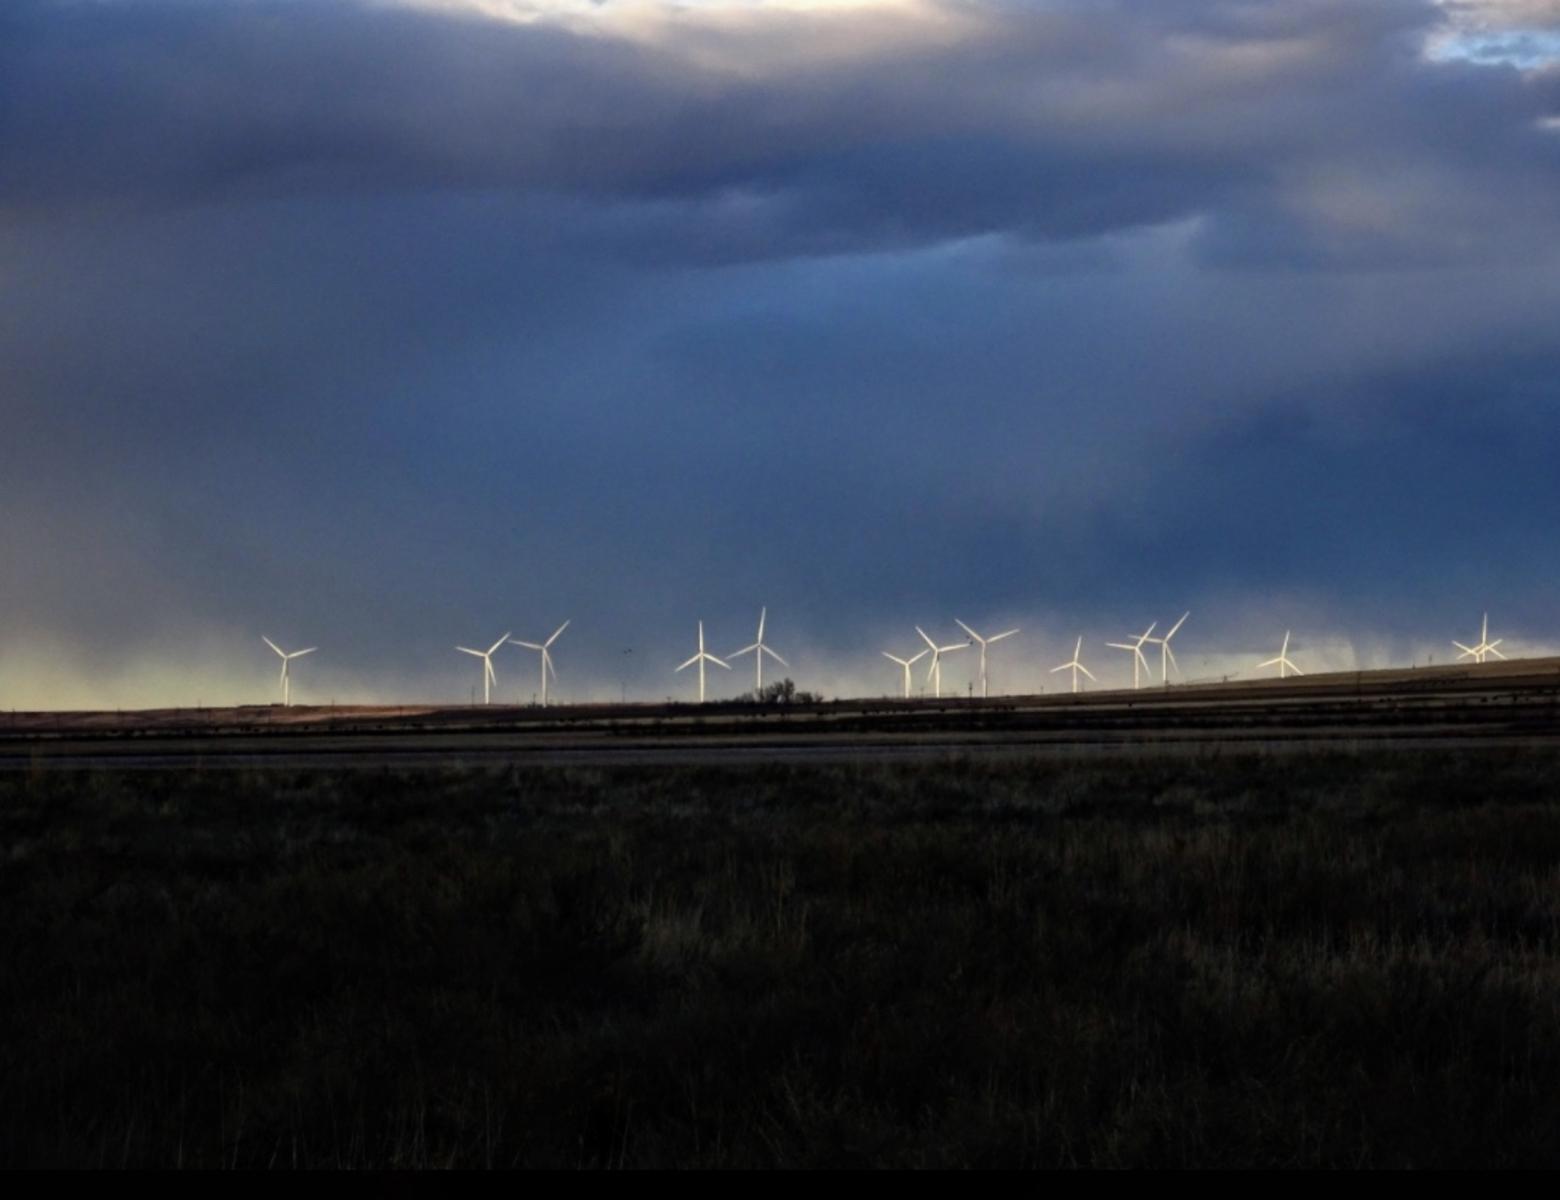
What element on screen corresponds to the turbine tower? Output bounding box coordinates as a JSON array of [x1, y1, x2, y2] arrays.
[[676, 620, 730, 703], [456, 631, 511, 705], [1454, 613, 1506, 665], [954, 618, 1019, 698], [1106, 622, 1157, 690], [262, 636, 316, 708], [882, 648, 929, 699], [1050, 636, 1097, 695], [916, 626, 969, 700], [1259, 631, 1304, 679], [1146, 611, 1190, 684], [510, 620, 570, 706], [731, 607, 788, 694]]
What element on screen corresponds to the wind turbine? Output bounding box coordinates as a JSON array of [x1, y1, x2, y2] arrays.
[[730, 607, 788, 694], [510, 620, 570, 706], [1146, 611, 1190, 684], [954, 618, 1019, 698], [676, 620, 730, 703], [456, 631, 511, 705], [882, 648, 930, 699], [1106, 622, 1157, 690], [1259, 631, 1304, 679], [1050, 637, 1097, 695], [1454, 613, 1506, 665], [916, 626, 969, 700], [262, 636, 316, 708]]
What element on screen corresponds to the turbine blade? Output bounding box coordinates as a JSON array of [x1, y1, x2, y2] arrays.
[[1488, 647, 1507, 660], [545, 651, 556, 680], [1106, 643, 1133, 652], [764, 647, 789, 667], [291, 648, 317, 659], [488, 633, 512, 655], [908, 649, 928, 665], [547, 620, 570, 647], [1079, 664, 1097, 681], [916, 626, 937, 651], [676, 655, 699, 672], [456, 647, 483, 657], [1453, 642, 1474, 655], [1166, 612, 1189, 639], [1049, 663, 1069, 673], [988, 629, 1018, 643], [954, 619, 981, 643], [757, 607, 766, 641], [707, 655, 732, 670], [1258, 657, 1281, 668], [883, 652, 906, 665], [732, 643, 759, 657], [261, 636, 285, 658], [513, 641, 544, 651]]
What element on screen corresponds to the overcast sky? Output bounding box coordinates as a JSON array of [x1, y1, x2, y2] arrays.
[[3, 0, 1559, 707]]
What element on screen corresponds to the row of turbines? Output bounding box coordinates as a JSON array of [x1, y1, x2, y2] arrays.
[[259, 610, 1512, 709]]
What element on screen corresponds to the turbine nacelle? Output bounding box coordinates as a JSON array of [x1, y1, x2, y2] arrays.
[[730, 606, 789, 694], [1455, 612, 1506, 664], [510, 620, 570, 705], [915, 625, 970, 699], [676, 620, 731, 703], [1106, 622, 1157, 690], [1258, 631, 1304, 679], [954, 618, 1020, 698], [456, 631, 511, 704], [882, 647, 930, 699], [1050, 636, 1097, 695], [1144, 611, 1189, 684], [262, 636, 317, 707]]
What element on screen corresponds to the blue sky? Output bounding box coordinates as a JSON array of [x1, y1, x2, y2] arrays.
[[2, 0, 1559, 706]]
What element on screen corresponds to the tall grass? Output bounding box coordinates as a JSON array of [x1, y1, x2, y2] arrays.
[[2, 748, 1559, 1166]]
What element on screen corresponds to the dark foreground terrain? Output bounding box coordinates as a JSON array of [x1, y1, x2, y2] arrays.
[[3, 748, 1560, 1167]]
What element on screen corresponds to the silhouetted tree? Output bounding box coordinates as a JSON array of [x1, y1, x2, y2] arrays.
[[743, 678, 821, 705]]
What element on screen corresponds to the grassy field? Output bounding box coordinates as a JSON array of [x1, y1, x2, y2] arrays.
[[3, 748, 1560, 1167]]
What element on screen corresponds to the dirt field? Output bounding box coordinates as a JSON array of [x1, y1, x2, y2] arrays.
[[5, 656, 1560, 769]]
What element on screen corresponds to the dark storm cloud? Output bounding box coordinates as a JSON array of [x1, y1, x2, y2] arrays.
[[4, 1, 1560, 705], [4, 0, 1555, 263]]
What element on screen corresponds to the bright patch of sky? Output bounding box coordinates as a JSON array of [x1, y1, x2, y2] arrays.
[[387, 0, 916, 22], [1428, 0, 1560, 67]]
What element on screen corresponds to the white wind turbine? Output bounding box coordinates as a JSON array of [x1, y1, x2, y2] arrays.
[[262, 636, 317, 708], [1454, 613, 1506, 665], [1106, 622, 1157, 690], [954, 618, 1019, 698], [882, 648, 930, 699], [676, 620, 730, 703], [916, 626, 970, 700], [730, 607, 788, 694], [1146, 611, 1190, 684], [1259, 631, 1304, 679], [456, 631, 511, 705], [1050, 636, 1097, 695], [510, 620, 570, 706]]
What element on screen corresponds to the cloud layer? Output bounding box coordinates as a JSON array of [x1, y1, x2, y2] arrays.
[[3, 0, 1559, 706]]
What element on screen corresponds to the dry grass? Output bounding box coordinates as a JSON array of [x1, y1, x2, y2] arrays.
[[2, 747, 1559, 1166]]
